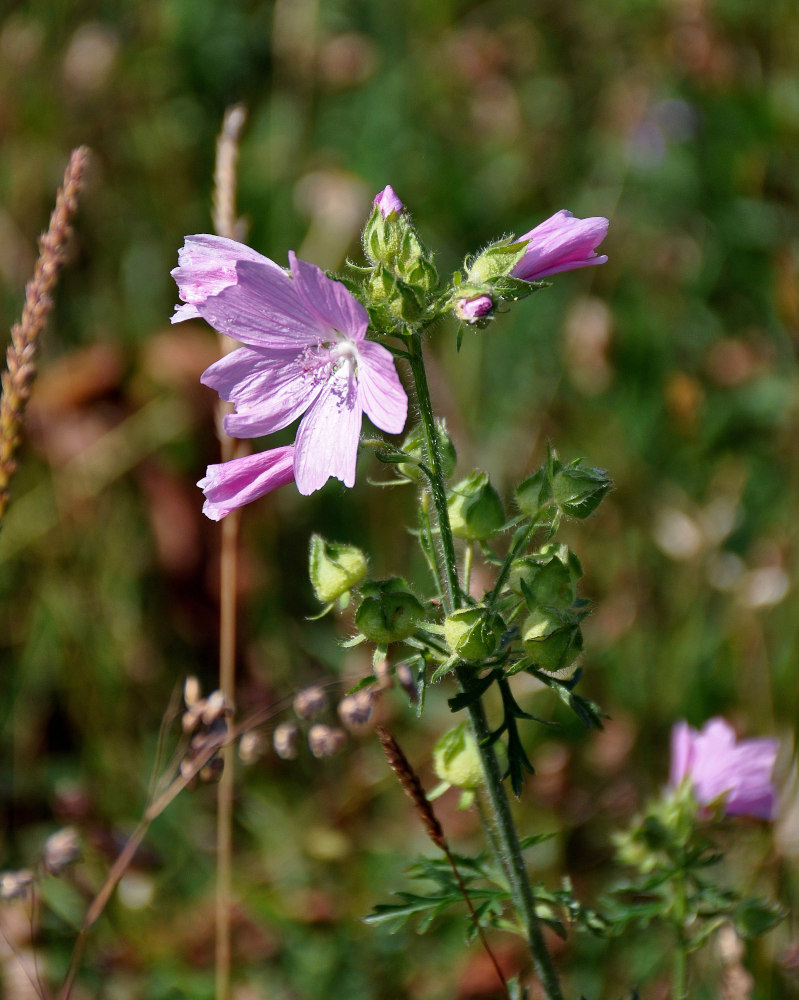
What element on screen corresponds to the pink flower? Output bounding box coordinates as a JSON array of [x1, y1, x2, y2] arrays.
[[669, 717, 779, 820], [511, 210, 609, 282], [373, 185, 404, 218], [198, 446, 295, 521], [454, 295, 493, 323], [172, 236, 408, 513]]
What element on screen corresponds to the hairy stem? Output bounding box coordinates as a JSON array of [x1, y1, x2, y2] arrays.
[[406, 331, 564, 1000]]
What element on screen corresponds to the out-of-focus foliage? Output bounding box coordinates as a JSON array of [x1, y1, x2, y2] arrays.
[[1, 0, 798, 997]]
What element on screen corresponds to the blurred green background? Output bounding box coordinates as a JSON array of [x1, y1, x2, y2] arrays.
[[1, 0, 798, 997]]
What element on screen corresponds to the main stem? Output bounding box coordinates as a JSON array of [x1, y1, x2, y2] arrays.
[[406, 332, 565, 1000]]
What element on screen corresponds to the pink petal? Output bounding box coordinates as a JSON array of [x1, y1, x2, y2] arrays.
[[202, 346, 321, 438], [198, 446, 295, 520], [293, 366, 362, 494], [373, 185, 404, 218], [198, 260, 321, 349], [512, 212, 609, 282], [357, 340, 407, 435], [171, 235, 283, 323], [289, 253, 369, 343], [669, 720, 694, 788]]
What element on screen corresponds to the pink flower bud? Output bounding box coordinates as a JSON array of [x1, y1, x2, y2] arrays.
[[454, 295, 493, 323], [373, 184, 404, 218], [669, 717, 778, 820], [511, 210, 609, 282]]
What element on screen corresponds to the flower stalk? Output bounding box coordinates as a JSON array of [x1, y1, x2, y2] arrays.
[[406, 331, 565, 1000]]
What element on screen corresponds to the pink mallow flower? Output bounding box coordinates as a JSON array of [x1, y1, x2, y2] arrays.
[[669, 717, 779, 820], [373, 184, 404, 218], [172, 235, 407, 515], [511, 210, 609, 282]]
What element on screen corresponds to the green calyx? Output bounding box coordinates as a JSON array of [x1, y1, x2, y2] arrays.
[[355, 577, 426, 644], [443, 605, 504, 661], [448, 470, 504, 541], [433, 722, 484, 790], [521, 606, 583, 674], [309, 534, 368, 604]]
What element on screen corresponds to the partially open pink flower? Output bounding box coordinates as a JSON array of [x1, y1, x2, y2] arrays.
[[172, 237, 407, 514], [511, 210, 609, 282], [373, 185, 404, 218], [669, 717, 779, 820], [198, 446, 296, 521]]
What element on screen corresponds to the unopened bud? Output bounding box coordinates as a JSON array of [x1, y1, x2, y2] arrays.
[[443, 606, 503, 661], [398, 421, 457, 482], [0, 869, 35, 900], [510, 545, 582, 609], [522, 607, 583, 674], [373, 184, 404, 219], [433, 723, 484, 790], [355, 579, 426, 644], [552, 459, 612, 519], [454, 294, 493, 324], [309, 534, 368, 604], [273, 722, 300, 761], [43, 827, 81, 876], [448, 471, 504, 541], [293, 685, 328, 720], [308, 724, 347, 758], [338, 689, 374, 730]]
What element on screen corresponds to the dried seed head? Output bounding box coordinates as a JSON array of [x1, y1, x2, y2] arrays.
[[293, 685, 328, 720], [338, 689, 374, 730], [0, 869, 35, 901], [238, 730, 265, 765], [201, 689, 228, 726], [308, 724, 347, 758], [184, 676, 202, 708], [273, 722, 300, 760], [396, 661, 418, 703], [200, 757, 225, 783], [43, 826, 80, 876], [374, 658, 393, 690]]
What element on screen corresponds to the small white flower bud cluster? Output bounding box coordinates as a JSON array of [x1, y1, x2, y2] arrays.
[[181, 676, 231, 784], [0, 869, 35, 901], [271, 684, 348, 760]]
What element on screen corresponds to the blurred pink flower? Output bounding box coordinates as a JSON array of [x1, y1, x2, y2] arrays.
[[669, 717, 778, 820], [373, 184, 404, 218], [172, 236, 407, 514], [511, 210, 609, 282]]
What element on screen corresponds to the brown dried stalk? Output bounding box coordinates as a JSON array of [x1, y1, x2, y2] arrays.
[[376, 726, 511, 1000], [0, 147, 90, 524]]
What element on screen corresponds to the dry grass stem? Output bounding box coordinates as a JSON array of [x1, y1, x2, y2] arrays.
[[0, 147, 90, 523]]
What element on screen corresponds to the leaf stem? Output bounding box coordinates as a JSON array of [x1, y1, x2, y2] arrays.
[[406, 331, 564, 1000]]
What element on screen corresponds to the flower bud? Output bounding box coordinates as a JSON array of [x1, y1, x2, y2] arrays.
[[509, 545, 582, 609], [308, 724, 347, 758], [522, 608, 583, 674], [273, 721, 300, 761], [551, 459, 612, 519], [398, 421, 457, 482], [448, 471, 504, 541], [433, 723, 484, 790], [0, 869, 35, 901], [443, 606, 503, 661], [454, 294, 494, 324], [309, 534, 368, 604], [373, 184, 404, 219], [515, 467, 553, 517], [293, 685, 328, 720], [355, 579, 426, 644]]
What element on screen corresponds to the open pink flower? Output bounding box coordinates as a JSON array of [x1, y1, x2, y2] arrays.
[[172, 236, 407, 513], [511, 210, 609, 282], [669, 717, 779, 820]]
